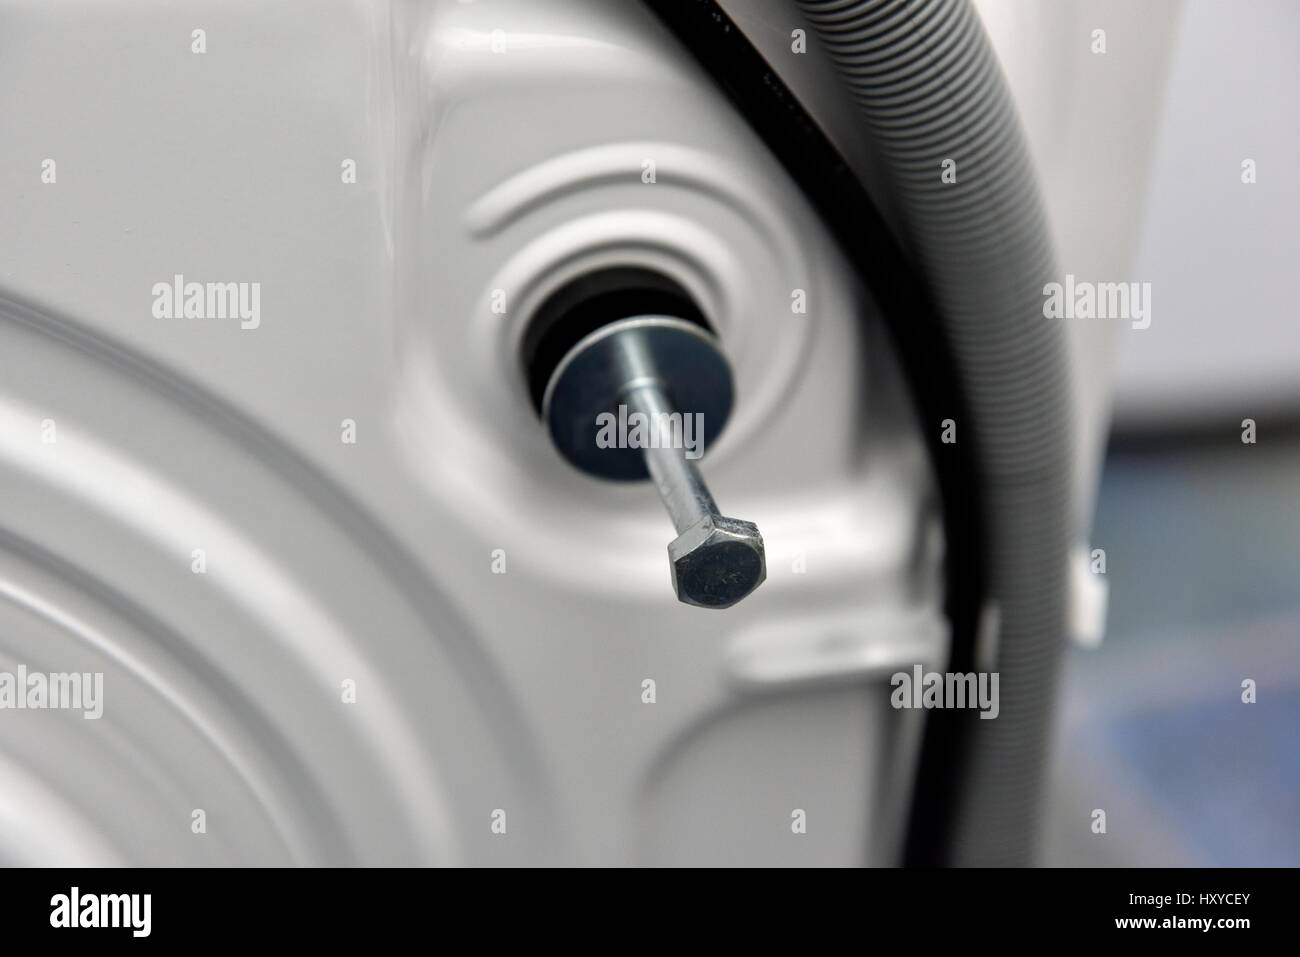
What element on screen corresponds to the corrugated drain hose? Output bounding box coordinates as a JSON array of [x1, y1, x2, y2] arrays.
[[645, 0, 1075, 865], [792, 0, 1073, 866]]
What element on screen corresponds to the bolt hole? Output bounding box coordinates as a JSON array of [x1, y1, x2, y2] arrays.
[[520, 266, 712, 415]]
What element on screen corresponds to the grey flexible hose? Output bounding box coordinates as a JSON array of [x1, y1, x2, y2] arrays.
[[794, 0, 1074, 865]]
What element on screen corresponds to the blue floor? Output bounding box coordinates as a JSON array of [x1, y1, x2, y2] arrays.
[[1046, 433, 1300, 866]]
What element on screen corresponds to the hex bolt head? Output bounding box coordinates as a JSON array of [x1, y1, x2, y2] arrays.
[[668, 514, 767, 609]]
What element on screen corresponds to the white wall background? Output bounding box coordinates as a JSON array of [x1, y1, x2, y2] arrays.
[[982, 0, 1300, 432]]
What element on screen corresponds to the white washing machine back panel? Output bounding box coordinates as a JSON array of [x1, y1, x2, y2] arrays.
[[0, 0, 944, 865]]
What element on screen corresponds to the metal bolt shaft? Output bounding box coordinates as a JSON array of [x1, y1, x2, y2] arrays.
[[542, 315, 766, 608], [609, 332, 765, 610], [624, 382, 718, 533]]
